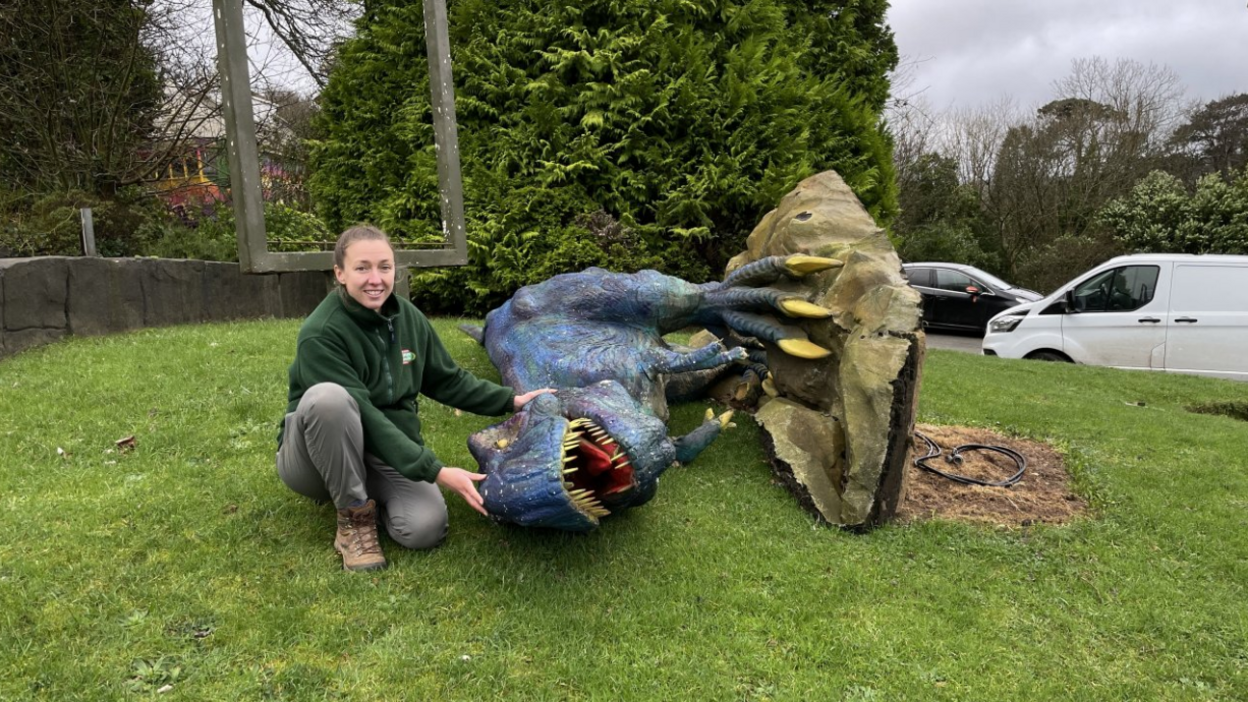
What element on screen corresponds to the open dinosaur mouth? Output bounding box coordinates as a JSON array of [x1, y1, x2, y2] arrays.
[[561, 417, 636, 517]]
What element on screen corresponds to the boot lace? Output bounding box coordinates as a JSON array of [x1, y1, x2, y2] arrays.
[[347, 511, 382, 556]]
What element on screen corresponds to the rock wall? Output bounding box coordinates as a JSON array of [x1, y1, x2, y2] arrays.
[[0, 257, 331, 359]]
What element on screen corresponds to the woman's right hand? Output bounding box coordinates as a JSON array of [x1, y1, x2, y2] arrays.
[[435, 467, 488, 515]]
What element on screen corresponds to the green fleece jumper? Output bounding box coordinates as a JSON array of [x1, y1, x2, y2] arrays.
[[280, 290, 515, 482]]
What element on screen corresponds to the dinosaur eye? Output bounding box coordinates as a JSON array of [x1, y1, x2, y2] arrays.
[[795, 211, 813, 222]]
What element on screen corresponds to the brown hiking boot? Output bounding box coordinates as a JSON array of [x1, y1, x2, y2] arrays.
[[334, 499, 387, 571]]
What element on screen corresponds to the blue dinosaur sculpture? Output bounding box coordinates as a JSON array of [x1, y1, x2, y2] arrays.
[[464, 255, 839, 531]]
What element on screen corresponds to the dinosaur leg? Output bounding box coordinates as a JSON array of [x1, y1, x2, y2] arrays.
[[648, 341, 748, 375], [672, 408, 736, 465]]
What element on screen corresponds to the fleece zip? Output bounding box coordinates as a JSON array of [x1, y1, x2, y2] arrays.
[[280, 289, 515, 482]]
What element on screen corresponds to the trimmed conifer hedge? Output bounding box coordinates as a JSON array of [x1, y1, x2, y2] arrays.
[[310, 0, 897, 314]]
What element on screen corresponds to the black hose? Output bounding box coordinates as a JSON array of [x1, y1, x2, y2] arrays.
[[913, 430, 1027, 488]]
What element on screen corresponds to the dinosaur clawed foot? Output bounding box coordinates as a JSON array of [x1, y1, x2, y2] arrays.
[[701, 255, 839, 359], [704, 407, 737, 429]]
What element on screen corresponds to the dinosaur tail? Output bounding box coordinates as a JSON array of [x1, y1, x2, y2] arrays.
[[458, 324, 485, 345]]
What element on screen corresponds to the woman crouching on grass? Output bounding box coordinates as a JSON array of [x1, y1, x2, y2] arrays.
[[276, 225, 552, 571]]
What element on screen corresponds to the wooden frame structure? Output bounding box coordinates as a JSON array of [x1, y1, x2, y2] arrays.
[[211, 0, 468, 272]]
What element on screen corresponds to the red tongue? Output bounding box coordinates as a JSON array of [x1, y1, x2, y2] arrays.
[[579, 439, 614, 476], [579, 439, 634, 496]]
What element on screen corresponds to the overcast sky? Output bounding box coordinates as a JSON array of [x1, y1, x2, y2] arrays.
[[886, 0, 1248, 111]]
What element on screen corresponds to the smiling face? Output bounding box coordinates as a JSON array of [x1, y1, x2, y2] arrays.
[[334, 239, 395, 310]]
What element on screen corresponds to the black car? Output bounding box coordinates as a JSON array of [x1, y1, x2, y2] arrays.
[[902, 263, 1042, 333]]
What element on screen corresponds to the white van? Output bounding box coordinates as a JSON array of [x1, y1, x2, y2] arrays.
[[981, 254, 1248, 380]]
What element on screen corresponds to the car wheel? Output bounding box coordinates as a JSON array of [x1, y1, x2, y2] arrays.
[[1028, 350, 1070, 363]]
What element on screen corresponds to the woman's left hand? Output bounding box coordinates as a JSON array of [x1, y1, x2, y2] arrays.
[[514, 388, 556, 410]]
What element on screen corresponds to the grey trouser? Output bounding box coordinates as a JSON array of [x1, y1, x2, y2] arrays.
[[276, 382, 448, 550]]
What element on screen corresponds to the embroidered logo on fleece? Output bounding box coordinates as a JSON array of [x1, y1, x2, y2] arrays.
[[402, 349, 416, 365]]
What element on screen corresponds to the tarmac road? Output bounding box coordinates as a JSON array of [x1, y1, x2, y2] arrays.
[[923, 330, 1247, 382], [924, 331, 983, 354]]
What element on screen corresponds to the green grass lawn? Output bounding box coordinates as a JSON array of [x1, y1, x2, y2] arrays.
[[3, 320, 1248, 701]]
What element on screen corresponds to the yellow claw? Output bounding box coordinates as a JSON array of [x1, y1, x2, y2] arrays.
[[495, 438, 510, 449], [784, 255, 843, 275], [778, 298, 834, 319], [777, 338, 832, 359], [762, 377, 779, 397], [705, 407, 715, 421], [717, 410, 735, 429]]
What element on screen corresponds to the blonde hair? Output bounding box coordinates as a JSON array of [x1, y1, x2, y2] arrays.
[[333, 224, 391, 269]]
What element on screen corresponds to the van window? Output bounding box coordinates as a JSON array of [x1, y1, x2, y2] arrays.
[[1070, 266, 1159, 312], [1171, 264, 1248, 313]]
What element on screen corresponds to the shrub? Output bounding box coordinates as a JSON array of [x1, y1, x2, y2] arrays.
[[1096, 168, 1248, 255], [141, 201, 333, 261], [0, 187, 161, 257]]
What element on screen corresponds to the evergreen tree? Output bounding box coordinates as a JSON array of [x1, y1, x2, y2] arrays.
[[310, 0, 897, 313], [1168, 93, 1248, 182]]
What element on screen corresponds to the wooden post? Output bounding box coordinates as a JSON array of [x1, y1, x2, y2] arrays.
[[80, 207, 98, 257], [212, 0, 267, 273], [422, 0, 468, 265]]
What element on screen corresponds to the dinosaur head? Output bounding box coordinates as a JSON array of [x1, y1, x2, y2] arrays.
[[469, 381, 675, 531]]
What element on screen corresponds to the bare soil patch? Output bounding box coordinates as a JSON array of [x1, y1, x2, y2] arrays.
[[896, 423, 1087, 526]]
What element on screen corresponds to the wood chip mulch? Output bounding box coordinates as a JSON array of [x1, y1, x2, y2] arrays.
[[895, 423, 1087, 527]]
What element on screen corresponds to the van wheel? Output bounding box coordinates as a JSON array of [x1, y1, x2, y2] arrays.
[[1028, 350, 1071, 363]]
